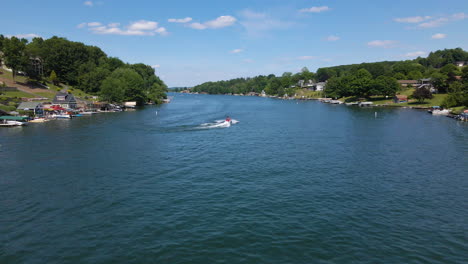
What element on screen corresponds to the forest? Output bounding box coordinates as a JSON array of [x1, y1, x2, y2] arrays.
[[0, 35, 167, 105], [192, 48, 468, 108]]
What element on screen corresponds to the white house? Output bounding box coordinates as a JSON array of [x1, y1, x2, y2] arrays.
[[315, 82, 326, 91]]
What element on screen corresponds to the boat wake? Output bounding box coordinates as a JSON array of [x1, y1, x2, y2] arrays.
[[197, 119, 239, 129]]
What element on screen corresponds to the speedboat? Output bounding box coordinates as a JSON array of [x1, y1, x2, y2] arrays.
[[52, 114, 72, 119], [29, 118, 48, 123], [432, 109, 450, 116]]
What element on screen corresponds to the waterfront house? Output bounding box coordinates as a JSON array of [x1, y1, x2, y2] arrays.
[[418, 78, 436, 93], [454, 61, 467, 67], [315, 82, 326, 91], [17, 102, 43, 113], [52, 92, 77, 109], [393, 95, 408, 103]]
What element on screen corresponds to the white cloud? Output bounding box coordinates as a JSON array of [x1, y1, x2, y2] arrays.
[[8, 33, 41, 39], [188, 15, 237, 30], [84, 1, 93, 7], [168, 17, 192, 23], [79, 20, 168, 36], [87, 22, 102, 27], [402, 51, 426, 57], [230, 49, 244, 54], [299, 6, 330, 13], [452, 12, 468, 20], [416, 12, 467, 28], [152, 65, 160, 68], [367, 40, 397, 48], [239, 9, 294, 36], [418, 18, 449, 28], [394, 16, 431, 23], [128, 20, 158, 31], [298, 56, 315, 60], [325, 35, 340, 41], [431, 33, 447, 39]]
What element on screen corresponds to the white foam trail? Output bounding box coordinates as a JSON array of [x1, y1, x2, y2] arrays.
[[196, 119, 239, 129]]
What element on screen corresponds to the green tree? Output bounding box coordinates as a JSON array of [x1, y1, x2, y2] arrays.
[[373, 76, 399, 96], [316, 68, 337, 82], [49, 70, 58, 85], [431, 72, 448, 93], [407, 70, 423, 80], [100, 78, 125, 103], [412, 87, 433, 103], [100, 68, 146, 104], [393, 72, 406, 80], [2, 36, 29, 81]]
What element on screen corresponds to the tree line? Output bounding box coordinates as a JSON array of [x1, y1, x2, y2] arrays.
[[0, 35, 167, 105], [191, 48, 468, 108]]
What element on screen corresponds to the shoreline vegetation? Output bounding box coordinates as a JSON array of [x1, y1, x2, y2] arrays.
[[179, 48, 468, 116], [0, 34, 168, 119]]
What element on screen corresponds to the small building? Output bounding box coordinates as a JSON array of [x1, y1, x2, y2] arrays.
[[454, 61, 467, 67], [17, 102, 43, 112], [397, 80, 418, 87], [52, 92, 77, 109], [315, 82, 326, 91], [418, 78, 436, 93], [393, 95, 408, 103], [261, 90, 267, 97]]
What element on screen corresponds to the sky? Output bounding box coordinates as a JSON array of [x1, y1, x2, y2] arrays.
[[1, 0, 467, 87]]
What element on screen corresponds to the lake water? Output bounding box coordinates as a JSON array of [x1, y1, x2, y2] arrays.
[[1, 94, 467, 263]]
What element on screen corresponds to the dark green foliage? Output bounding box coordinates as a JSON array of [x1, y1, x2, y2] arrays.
[[49, 70, 58, 85], [0, 34, 167, 104], [412, 87, 433, 102], [2, 36, 29, 81], [100, 68, 145, 105]]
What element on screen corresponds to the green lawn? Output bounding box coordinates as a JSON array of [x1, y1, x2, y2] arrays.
[[294, 89, 324, 99], [0, 90, 35, 98], [339, 88, 448, 108], [0, 68, 29, 83], [33, 91, 56, 99]]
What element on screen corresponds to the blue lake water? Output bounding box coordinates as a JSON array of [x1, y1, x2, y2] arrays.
[[1, 94, 467, 263]]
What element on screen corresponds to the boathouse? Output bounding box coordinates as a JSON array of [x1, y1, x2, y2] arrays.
[[393, 95, 408, 103], [52, 92, 77, 109]]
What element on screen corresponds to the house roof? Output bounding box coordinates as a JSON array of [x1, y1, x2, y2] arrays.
[[52, 92, 76, 104], [397, 80, 418, 84], [17, 102, 43, 110], [395, 95, 408, 99]]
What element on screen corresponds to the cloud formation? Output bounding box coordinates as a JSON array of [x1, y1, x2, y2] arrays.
[[239, 9, 293, 36], [394, 13, 468, 28], [188, 16, 236, 30], [168, 17, 193, 23], [297, 56, 315, 60], [7, 33, 41, 39], [325, 35, 340, 41], [78, 20, 168, 36], [402, 51, 426, 57], [431, 33, 447, 39], [394, 16, 431, 23], [230, 49, 244, 54], [367, 40, 397, 48], [299, 6, 330, 13], [84, 1, 93, 7]]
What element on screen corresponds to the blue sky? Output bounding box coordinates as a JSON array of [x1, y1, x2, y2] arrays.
[[1, 0, 467, 87]]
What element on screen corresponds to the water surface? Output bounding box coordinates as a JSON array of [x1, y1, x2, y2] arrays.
[[1, 94, 467, 263]]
